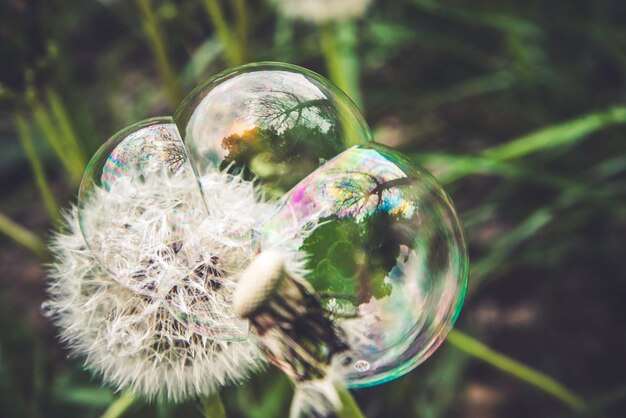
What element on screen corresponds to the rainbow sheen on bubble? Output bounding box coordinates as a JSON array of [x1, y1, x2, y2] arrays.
[[253, 144, 468, 388]]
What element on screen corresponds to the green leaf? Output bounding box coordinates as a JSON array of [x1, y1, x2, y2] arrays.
[[483, 107, 626, 161]]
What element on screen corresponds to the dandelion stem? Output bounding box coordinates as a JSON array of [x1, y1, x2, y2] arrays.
[[202, 0, 243, 66], [337, 388, 366, 418], [0, 212, 47, 259], [100, 392, 135, 418], [14, 113, 60, 223], [447, 330, 586, 412], [201, 392, 227, 418], [136, 0, 181, 108], [319, 22, 362, 108], [233, 0, 249, 63]]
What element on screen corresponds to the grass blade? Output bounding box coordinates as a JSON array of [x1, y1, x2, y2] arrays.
[[416, 107, 626, 185], [0, 212, 47, 259], [14, 114, 60, 223], [202, 0, 243, 66], [136, 0, 181, 107], [31, 103, 82, 184], [46, 88, 86, 170], [484, 106, 626, 161], [447, 330, 586, 412]]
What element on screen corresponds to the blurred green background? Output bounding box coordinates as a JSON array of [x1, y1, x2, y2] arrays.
[[1, 0, 625, 417]]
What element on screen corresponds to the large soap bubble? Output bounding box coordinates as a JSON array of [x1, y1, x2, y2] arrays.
[[252, 143, 469, 388], [174, 62, 373, 198], [78, 117, 249, 340]]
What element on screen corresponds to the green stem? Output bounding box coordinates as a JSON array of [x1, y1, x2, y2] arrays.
[[100, 392, 135, 418], [447, 330, 586, 412], [0, 212, 47, 259], [136, 0, 181, 107], [202, 0, 242, 66], [201, 392, 227, 418], [319, 22, 366, 148], [319, 22, 362, 108], [336, 388, 366, 418], [233, 0, 249, 63], [319, 24, 347, 97], [14, 114, 60, 223]]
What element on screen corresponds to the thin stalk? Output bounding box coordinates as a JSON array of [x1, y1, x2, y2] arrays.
[[319, 22, 365, 147], [202, 0, 243, 66], [336, 388, 366, 418], [136, 0, 181, 107], [31, 103, 82, 184], [14, 114, 60, 223], [201, 392, 227, 418], [447, 330, 586, 412], [233, 0, 249, 63], [0, 212, 47, 259], [100, 392, 135, 418], [319, 22, 362, 107], [46, 88, 86, 170], [320, 24, 344, 89]]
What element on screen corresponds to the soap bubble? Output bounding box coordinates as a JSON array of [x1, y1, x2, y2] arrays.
[[174, 62, 373, 198], [252, 143, 468, 388], [78, 117, 206, 297], [77, 117, 249, 340], [76, 63, 467, 386]]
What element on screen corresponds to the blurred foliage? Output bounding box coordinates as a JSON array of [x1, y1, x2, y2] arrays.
[[0, 0, 625, 418]]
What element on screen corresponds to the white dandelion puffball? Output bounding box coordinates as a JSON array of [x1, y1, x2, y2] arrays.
[[46, 141, 271, 400], [270, 0, 373, 23]]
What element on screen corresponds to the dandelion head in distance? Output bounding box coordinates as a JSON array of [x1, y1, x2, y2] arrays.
[[270, 0, 373, 23]]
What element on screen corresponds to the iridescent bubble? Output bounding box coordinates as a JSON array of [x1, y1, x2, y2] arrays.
[[78, 117, 248, 340], [253, 143, 468, 388], [174, 62, 373, 198]]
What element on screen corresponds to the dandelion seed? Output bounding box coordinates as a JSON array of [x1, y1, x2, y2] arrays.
[[46, 170, 271, 401]]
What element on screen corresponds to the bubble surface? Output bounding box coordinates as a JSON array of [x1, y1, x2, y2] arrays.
[[253, 143, 468, 388], [78, 117, 248, 340], [174, 62, 372, 198]]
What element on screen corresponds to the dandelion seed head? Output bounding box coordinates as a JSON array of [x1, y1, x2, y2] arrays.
[[46, 170, 272, 401], [270, 0, 373, 23]]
